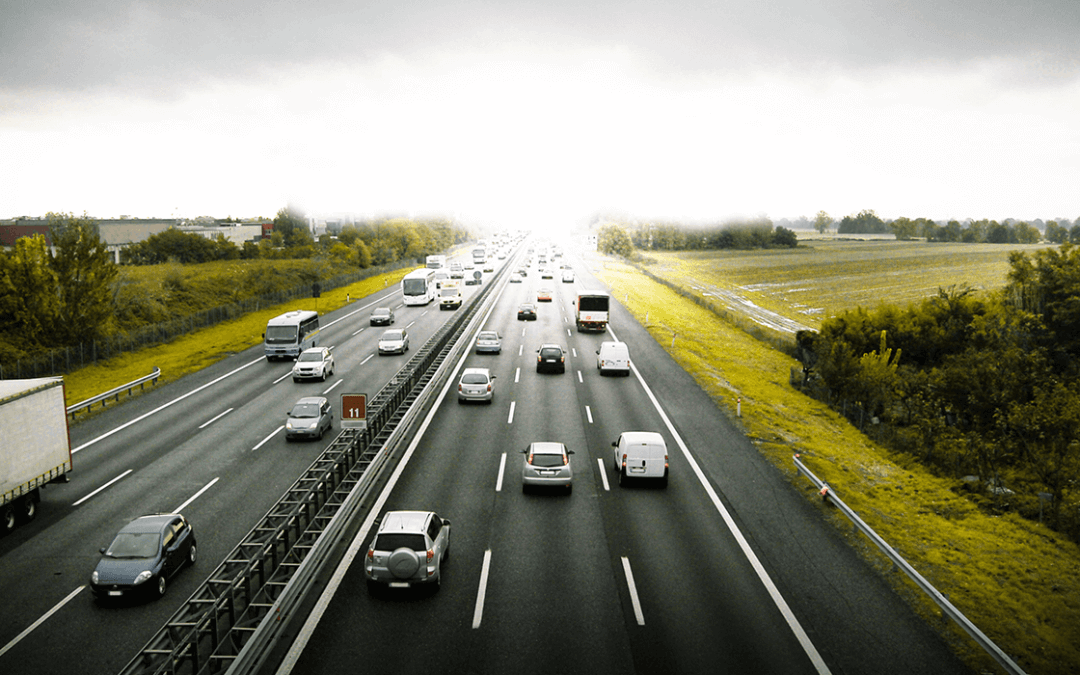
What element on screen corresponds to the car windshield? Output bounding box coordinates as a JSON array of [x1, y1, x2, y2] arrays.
[[289, 403, 320, 418], [105, 532, 160, 558], [462, 373, 488, 384], [382, 331, 402, 340], [265, 325, 298, 343], [530, 452, 566, 467], [374, 533, 427, 552], [297, 352, 323, 362]]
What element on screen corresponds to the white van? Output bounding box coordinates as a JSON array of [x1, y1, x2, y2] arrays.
[[596, 341, 630, 376], [612, 431, 668, 487]]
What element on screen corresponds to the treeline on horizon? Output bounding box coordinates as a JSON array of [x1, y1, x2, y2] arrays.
[[795, 245, 1080, 542], [830, 209, 1080, 244], [596, 216, 799, 255], [0, 209, 469, 364]]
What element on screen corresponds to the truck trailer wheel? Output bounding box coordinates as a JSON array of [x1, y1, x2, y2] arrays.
[[19, 493, 37, 523], [1, 505, 16, 535]]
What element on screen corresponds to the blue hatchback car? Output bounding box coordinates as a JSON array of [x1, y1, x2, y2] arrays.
[[91, 513, 196, 601]]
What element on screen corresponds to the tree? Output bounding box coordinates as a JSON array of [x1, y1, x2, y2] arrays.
[[597, 224, 633, 257], [837, 210, 888, 234], [772, 226, 798, 248], [47, 212, 118, 343], [813, 211, 833, 234], [1045, 221, 1069, 244], [890, 217, 918, 241], [0, 234, 61, 343]]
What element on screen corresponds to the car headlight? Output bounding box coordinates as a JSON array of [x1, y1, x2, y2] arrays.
[[134, 570, 153, 585], [286, 420, 295, 430], [91, 570, 99, 584]]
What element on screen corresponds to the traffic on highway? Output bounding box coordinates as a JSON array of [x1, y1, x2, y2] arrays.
[[0, 240, 971, 675]]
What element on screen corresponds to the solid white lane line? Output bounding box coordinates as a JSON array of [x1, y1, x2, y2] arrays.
[[508, 401, 516, 424], [72, 356, 265, 453], [586, 405, 593, 423], [72, 470, 132, 506], [621, 557, 645, 625], [495, 453, 507, 492], [616, 326, 832, 674], [173, 477, 219, 513], [597, 458, 610, 491], [199, 408, 233, 429], [473, 550, 493, 629], [0, 585, 85, 659], [253, 426, 284, 450]]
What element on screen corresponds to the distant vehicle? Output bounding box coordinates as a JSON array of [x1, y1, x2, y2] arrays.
[[292, 347, 334, 382], [536, 344, 566, 373], [521, 442, 574, 493], [439, 281, 462, 310], [425, 254, 446, 269], [91, 514, 196, 601], [561, 269, 575, 283], [285, 396, 333, 441], [517, 303, 537, 321], [596, 341, 630, 376], [449, 262, 465, 279], [378, 328, 410, 355], [264, 310, 320, 360], [483, 262, 495, 272], [472, 246, 486, 265], [1, 377, 72, 534], [510, 274, 522, 283], [574, 291, 609, 332], [365, 511, 451, 593], [612, 431, 669, 487], [474, 330, 502, 354], [536, 288, 553, 302], [370, 307, 395, 326], [458, 367, 496, 404], [401, 268, 437, 306], [540, 268, 554, 279], [465, 269, 482, 286]]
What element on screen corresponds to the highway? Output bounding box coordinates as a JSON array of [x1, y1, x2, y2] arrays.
[[0, 245, 973, 675]]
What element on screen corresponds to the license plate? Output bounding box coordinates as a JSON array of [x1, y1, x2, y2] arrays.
[[540, 470, 556, 476], [630, 467, 646, 473], [389, 582, 410, 588], [108, 590, 123, 596]]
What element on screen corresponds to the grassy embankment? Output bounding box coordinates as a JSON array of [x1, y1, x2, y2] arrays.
[[591, 240, 1078, 675], [63, 266, 416, 408]]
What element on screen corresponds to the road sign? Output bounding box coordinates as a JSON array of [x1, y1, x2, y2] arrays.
[[341, 393, 367, 430]]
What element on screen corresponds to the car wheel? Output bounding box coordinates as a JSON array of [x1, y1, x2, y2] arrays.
[[20, 495, 36, 523], [567, 484, 573, 495], [367, 579, 381, 596], [618, 469, 627, 487], [659, 474, 669, 489], [188, 543, 197, 566], [388, 548, 420, 580], [155, 575, 167, 598], [292, 377, 299, 383], [321, 371, 327, 381], [1, 506, 16, 535]]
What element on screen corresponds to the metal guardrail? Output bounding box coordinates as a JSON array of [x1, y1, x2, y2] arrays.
[[792, 454, 1026, 675], [67, 367, 161, 418], [116, 258, 509, 675]]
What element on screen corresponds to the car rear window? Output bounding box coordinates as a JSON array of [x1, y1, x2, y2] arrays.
[[374, 534, 427, 551], [530, 452, 565, 467], [462, 374, 488, 384], [541, 348, 562, 358]]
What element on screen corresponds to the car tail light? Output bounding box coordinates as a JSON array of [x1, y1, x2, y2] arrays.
[[367, 548, 374, 560], [427, 549, 434, 563], [665, 454, 669, 469], [458, 384, 463, 393], [486, 383, 492, 392], [621, 452, 627, 468]]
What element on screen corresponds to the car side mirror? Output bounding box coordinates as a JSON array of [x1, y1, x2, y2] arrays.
[[567, 450, 576, 454], [491, 375, 496, 380], [99, 547, 107, 554], [611, 441, 618, 448], [442, 519, 451, 528]]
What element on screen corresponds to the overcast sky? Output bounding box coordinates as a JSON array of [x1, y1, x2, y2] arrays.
[[2, 0, 1078, 231]]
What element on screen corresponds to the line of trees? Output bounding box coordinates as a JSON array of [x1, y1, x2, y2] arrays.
[[596, 217, 798, 257], [123, 207, 469, 266], [795, 244, 1080, 541], [0, 210, 470, 365], [822, 208, 1079, 244]]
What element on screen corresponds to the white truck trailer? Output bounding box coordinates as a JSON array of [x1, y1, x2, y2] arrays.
[[1, 377, 72, 534]]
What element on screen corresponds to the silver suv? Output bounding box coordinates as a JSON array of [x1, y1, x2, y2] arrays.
[[365, 511, 451, 593]]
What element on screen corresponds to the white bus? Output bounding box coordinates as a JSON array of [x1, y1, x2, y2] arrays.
[[471, 247, 486, 265], [426, 255, 446, 269], [264, 310, 320, 360], [401, 268, 438, 306]]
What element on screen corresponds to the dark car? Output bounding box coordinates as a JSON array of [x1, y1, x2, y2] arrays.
[[517, 303, 537, 321], [285, 396, 333, 441], [370, 307, 395, 326], [536, 344, 567, 373], [91, 514, 196, 601]]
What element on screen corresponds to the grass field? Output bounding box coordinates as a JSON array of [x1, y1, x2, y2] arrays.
[[590, 243, 1079, 675], [634, 239, 1050, 335]]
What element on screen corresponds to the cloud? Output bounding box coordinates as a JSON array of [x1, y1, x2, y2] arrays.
[[3, 0, 1078, 98]]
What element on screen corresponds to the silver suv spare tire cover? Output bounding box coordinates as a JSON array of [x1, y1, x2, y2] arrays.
[[389, 548, 421, 579]]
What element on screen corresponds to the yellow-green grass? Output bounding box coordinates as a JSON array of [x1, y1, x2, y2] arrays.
[[593, 256, 1080, 675], [63, 267, 416, 408], [636, 240, 1051, 331]]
